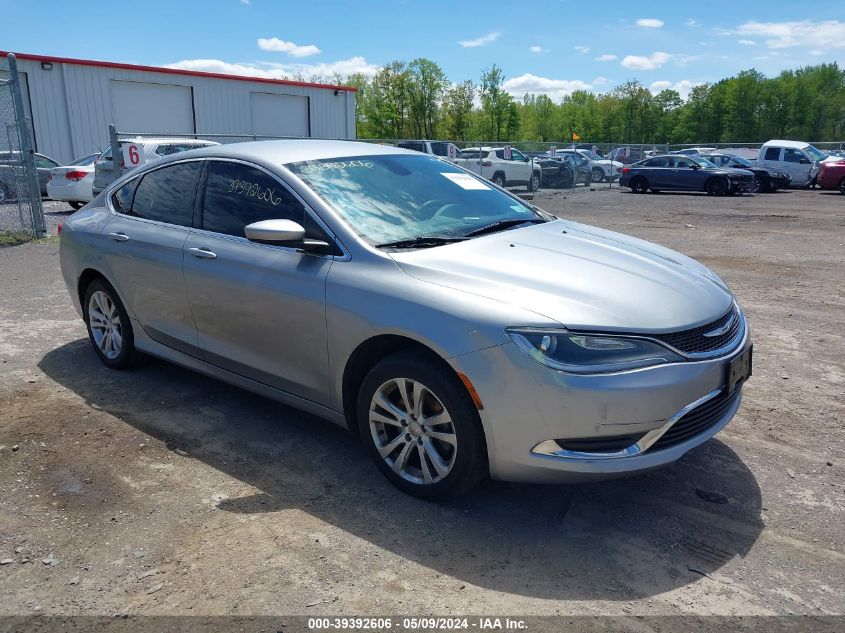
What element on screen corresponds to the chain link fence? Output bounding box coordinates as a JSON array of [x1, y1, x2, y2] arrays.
[[0, 54, 45, 244]]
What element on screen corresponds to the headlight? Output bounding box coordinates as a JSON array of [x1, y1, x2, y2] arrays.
[[507, 328, 684, 374]]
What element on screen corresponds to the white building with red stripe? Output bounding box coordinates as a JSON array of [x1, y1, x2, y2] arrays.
[[1, 51, 357, 164]]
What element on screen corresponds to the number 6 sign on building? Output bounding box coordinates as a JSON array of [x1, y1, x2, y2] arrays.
[[122, 143, 141, 169]]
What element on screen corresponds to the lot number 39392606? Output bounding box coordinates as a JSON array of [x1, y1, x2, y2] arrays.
[[122, 144, 141, 168]]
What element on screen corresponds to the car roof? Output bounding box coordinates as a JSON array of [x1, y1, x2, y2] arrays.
[[123, 137, 220, 146], [762, 139, 810, 149], [149, 139, 418, 164]]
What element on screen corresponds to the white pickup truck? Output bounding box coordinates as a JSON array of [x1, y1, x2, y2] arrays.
[[454, 146, 541, 191]]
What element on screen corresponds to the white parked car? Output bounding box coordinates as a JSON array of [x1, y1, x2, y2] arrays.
[[92, 137, 220, 196], [757, 140, 836, 187], [454, 146, 541, 190], [559, 148, 623, 182], [46, 152, 100, 209]]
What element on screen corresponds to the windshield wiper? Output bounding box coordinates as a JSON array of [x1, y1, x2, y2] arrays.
[[376, 235, 467, 249], [463, 218, 547, 238]]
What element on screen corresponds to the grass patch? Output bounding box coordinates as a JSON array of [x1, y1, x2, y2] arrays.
[[0, 231, 34, 247]]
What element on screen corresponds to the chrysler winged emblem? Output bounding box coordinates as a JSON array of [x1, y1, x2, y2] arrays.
[[703, 313, 736, 338]]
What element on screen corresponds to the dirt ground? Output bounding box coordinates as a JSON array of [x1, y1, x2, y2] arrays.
[[0, 188, 843, 618]]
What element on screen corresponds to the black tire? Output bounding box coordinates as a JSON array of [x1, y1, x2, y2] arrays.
[[69, 201, 85, 210], [529, 171, 541, 192], [758, 176, 771, 193], [357, 351, 488, 498], [492, 172, 506, 188], [748, 176, 762, 194], [839, 177, 845, 195], [706, 177, 728, 196], [584, 173, 592, 187], [630, 177, 648, 193], [0, 185, 10, 204], [82, 278, 142, 369], [591, 167, 605, 183]]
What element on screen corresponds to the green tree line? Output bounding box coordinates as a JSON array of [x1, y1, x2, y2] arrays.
[[326, 60, 845, 144]]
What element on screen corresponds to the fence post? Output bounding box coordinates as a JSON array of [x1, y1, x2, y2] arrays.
[[108, 123, 121, 185], [8, 54, 45, 237]]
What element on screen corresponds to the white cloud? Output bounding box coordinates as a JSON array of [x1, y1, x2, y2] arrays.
[[650, 79, 697, 99], [686, 19, 700, 28], [595, 53, 617, 62], [240, 0, 250, 4], [620, 51, 671, 70], [574, 45, 590, 53], [257, 37, 321, 58], [458, 31, 500, 48], [734, 20, 845, 49], [164, 57, 379, 81], [502, 73, 593, 101], [738, 39, 757, 46], [529, 45, 548, 53], [592, 76, 610, 86], [636, 18, 664, 28]]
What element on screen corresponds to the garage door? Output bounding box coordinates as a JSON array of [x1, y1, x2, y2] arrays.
[[250, 92, 310, 138], [109, 80, 195, 134]]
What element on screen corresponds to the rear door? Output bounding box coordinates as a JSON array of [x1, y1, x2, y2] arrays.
[[182, 159, 335, 404], [101, 160, 203, 355]]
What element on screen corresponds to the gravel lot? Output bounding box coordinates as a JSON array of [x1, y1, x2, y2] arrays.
[[0, 188, 843, 618]]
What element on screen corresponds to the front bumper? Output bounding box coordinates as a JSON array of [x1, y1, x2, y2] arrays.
[[451, 323, 750, 483]]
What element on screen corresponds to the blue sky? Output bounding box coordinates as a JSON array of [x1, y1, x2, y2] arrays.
[[3, 1, 845, 99]]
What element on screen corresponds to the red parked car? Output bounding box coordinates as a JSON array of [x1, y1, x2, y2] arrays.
[[818, 159, 845, 194]]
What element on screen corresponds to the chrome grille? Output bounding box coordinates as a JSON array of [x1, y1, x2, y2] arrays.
[[649, 389, 740, 452], [652, 304, 741, 355]]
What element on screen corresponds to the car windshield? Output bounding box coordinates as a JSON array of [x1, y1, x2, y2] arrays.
[[691, 156, 717, 168], [804, 145, 827, 162], [69, 153, 99, 166], [287, 154, 543, 245], [726, 155, 754, 167]]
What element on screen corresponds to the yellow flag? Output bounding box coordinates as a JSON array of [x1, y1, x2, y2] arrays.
[[572, 132, 581, 141]]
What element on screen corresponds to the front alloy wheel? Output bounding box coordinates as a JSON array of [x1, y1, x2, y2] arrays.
[[358, 351, 488, 498], [369, 378, 457, 485], [748, 176, 761, 194]]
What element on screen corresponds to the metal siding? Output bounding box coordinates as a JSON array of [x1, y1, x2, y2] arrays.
[[15, 58, 353, 165]]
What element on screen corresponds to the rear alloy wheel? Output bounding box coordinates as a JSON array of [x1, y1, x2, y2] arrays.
[[530, 171, 541, 192], [591, 167, 605, 183], [630, 177, 648, 194], [358, 352, 487, 498], [492, 173, 506, 188], [83, 278, 141, 369], [748, 176, 762, 194], [706, 178, 728, 196]]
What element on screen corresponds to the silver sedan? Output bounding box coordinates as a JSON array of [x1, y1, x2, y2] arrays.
[[59, 140, 752, 497]]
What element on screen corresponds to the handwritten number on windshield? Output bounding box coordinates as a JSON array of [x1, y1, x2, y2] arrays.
[[227, 179, 282, 206]]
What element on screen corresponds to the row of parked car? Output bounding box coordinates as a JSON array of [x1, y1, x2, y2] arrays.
[[617, 140, 845, 195], [0, 138, 220, 208], [397, 140, 623, 192]]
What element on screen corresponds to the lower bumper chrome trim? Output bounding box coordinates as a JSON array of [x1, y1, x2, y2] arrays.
[[531, 388, 724, 461]]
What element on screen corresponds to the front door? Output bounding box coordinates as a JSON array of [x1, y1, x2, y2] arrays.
[[783, 147, 811, 185], [182, 159, 335, 405], [100, 160, 202, 355]]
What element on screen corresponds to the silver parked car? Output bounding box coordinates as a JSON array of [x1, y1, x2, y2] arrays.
[[59, 141, 752, 497]]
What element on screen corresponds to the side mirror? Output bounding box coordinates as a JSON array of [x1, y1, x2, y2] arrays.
[[244, 219, 331, 253], [523, 156, 529, 162], [799, 158, 811, 164], [690, 164, 700, 170]]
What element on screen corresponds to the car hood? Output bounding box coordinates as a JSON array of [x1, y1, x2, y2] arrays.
[[390, 220, 734, 333]]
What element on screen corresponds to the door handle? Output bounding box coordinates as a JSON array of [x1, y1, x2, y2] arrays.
[[108, 232, 129, 242], [188, 247, 217, 260]]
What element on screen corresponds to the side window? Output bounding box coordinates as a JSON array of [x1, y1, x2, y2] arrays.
[[130, 161, 201, 226], [111, 178, 139, 214], [430, 142, 448, 156], [511, 149, 526, 162], [201, 161, 320, 239], [784, 148, 804, 163], [494, 150, 504, 159], [764, 147, 781, 161], [36, 157, 57, 169]]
